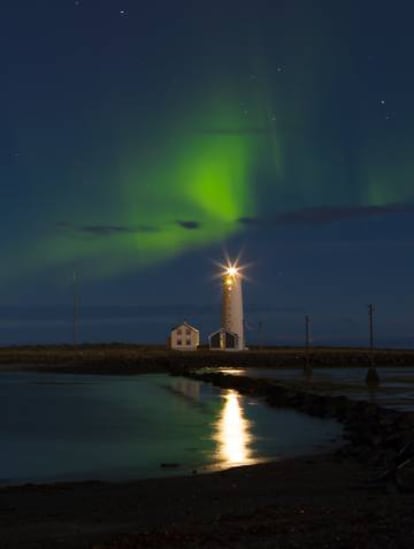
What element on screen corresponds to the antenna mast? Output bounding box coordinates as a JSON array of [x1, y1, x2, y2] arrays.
[[72, 271, 79, 346]]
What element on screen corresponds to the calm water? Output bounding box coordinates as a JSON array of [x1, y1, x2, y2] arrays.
[[214, 366, 414, 411], [0, 372, 340, 485]]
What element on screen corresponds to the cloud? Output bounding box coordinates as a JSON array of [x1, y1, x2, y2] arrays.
[[176, 220, 201, 230], [79, 225, 137, 236], [0, 304, 304, 325], [274, 204, 414, 225], [247, 305, 304, 314], [58, 219, 204, 236], [56, 222, 159, 236], [194, 126, 272, 136], [57, 202, 414, 241], [0, 304, 217, 327], [238, 203, 414, 228], [237, 216, 261, 225]]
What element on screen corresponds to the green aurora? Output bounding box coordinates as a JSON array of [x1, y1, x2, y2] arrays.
[[14, 90, 268, 280], [6, 77, 414, 285], [3, 1, 414, 288]]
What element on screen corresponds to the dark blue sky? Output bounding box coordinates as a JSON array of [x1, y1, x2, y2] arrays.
[[1, 0, 414, 347]]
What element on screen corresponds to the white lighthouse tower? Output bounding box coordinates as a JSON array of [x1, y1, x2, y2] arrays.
[[222, 265, 245, 350], [209, 261, 247, 351]]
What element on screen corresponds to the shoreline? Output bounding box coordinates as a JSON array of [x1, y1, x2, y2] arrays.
[[0, 452, 380, 548], [2, 363, 414, 546], [1, 345, 414, 375], [1, 450, 413, 548]]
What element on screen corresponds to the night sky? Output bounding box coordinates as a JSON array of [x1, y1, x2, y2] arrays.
[[2, 0, 414, 347]]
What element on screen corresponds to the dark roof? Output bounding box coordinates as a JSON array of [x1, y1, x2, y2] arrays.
[[208, 328, 238, 339]]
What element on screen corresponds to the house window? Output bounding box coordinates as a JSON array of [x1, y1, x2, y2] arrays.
[[186, 337, 191, 345], [177, 329, 182, 335], [177, 338, 182, 345], [186, 328, 191, 335]]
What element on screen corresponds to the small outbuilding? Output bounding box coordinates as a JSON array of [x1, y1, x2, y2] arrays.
[[208, 328, 239, 351], [169, 321, 200, 351]]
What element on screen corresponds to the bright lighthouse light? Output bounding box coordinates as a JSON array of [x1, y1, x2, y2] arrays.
[[226, 265, 239, 277]]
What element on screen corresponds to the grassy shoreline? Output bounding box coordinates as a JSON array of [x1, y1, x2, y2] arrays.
[[1, 344, 414, 374]]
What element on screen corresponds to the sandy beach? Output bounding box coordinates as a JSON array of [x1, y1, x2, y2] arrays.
[[3, 451, 413, 549]]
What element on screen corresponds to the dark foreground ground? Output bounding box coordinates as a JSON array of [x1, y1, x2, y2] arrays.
[[2, 452, 413, 549]]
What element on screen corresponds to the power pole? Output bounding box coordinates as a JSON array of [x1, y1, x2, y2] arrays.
[[304, 315, 311, 374], [258, 320, 263, 350], [72, 271, 79, 346], [368, 303, 375, 362], [366, 304, 379, 385], [368, 304, 375, 363]]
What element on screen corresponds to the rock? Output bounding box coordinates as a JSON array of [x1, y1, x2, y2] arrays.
[[396, 458, 414, 492]]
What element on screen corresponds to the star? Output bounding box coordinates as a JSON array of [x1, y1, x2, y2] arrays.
[[380, 99, 386, 105], [120, 9, 127, 16]]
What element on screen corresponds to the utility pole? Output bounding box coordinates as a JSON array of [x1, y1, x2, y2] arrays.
[[304, 315, 311, 375], [366, 303, 379, 385], [72, 271, 79, 346], [368, 303, 375, 365], [258, 320, 263, 350], [368, 304, 375, 363]]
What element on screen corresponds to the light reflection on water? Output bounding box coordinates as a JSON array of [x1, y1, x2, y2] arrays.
[[215, 390, 253, 466], [171, 380, 256, 466]]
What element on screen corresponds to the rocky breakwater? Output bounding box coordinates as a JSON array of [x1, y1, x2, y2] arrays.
[[180, 370, 414, 492]]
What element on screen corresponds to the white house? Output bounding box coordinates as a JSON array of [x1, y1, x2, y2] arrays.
[[169, 321, 200, 351]]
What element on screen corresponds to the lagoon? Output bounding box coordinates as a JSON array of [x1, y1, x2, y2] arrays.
[[0, 372, 340, 485]]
